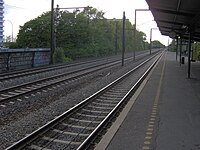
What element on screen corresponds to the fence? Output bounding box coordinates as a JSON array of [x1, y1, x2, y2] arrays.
[[0, 48, 51, 73]]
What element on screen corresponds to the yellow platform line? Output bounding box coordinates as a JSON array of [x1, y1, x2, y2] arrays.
[[142, 52, 167, 149]]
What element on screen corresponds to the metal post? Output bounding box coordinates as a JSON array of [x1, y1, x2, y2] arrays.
[[168, 38, 170, 51], [150, 28, 152, 55], [179, 38, 182, 66], [122, 11, 126, 66], [134, 10, 136, 61], [50, 0, 55, 65], [54, 4, 59, 50], [188, 31, 192, 78], [176, 37, 178, 61]]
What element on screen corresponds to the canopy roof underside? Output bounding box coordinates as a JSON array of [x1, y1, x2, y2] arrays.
[[146, 0, 200, 41]]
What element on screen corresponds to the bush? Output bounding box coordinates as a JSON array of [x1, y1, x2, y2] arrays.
[[53, 47, 72, 63], [3, 42, 19, 49]]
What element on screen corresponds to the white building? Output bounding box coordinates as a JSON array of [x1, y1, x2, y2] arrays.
[[0, 0, 3, 43]]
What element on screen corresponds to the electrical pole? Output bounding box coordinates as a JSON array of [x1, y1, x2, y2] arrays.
[[122, 11, 126, 66], [50, 0, 55, 64], [150, 28, 152, 55], [188, 30, 192, 78]]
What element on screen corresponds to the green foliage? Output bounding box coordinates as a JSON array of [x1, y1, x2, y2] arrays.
[[16, 12, 51, 48], [15, 7, 164, 61], [192, 42, 200, 60], [169, 39, 177, 51], [3, 42, 19, 49], [151, 40, 165, 48], [53, 47, 71, 63]]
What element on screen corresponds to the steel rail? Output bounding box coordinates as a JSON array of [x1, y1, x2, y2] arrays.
[[0, 56, 122, 81], [0, 51, 158, 103], [0, 58, 124, 103], [77, 51, 163, 150], [0, 49, 159, 81]]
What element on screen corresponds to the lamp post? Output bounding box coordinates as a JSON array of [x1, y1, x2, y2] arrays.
[[134, 9, 149, 60], [150, 28, 158, 55], [5, 20, 13, 42]]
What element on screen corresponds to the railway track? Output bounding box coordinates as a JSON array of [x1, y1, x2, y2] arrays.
[[0, 50, 158, 104], [6, 51, 163, 150], [0, 49, 157, 83], [0, 56, 120, 82], [0, 57, 124, 103]]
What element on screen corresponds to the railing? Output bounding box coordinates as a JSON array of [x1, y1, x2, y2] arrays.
[[0, 48, 50, 73]]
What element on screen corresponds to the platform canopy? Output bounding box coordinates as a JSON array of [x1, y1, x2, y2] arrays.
[[145, 0, 200, 41]]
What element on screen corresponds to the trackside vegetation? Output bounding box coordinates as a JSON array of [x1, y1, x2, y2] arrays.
[[169, 39, 200, 60], [6, 7, 165, 63]]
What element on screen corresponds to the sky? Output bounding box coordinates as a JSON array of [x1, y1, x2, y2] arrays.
[[3, 0, 171, 45]]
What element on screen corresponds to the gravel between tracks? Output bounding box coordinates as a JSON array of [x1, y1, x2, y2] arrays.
[[0, 54, 152, 149]]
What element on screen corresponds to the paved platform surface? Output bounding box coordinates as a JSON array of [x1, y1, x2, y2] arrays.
[[95, 51, 200, 150]]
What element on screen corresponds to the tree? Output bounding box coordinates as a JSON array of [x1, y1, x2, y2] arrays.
[[192, 42, 200, 60], [5, 35, 12, 42], [169, 39, 177, 51], [15, 7, 162, 62], [135, 31, 147, 50], [151, 40, 165, 48], [3, 42, 19, 48], [53, 47, 71, 63], [16, 12, 51, 48]]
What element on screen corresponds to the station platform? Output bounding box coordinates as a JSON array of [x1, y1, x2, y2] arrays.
[[95, 51, 200, 150]]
